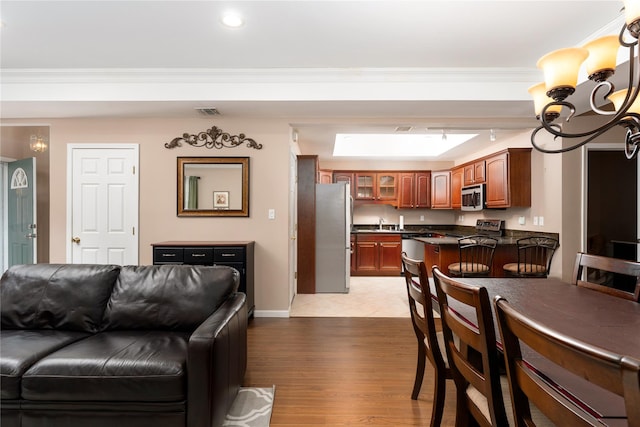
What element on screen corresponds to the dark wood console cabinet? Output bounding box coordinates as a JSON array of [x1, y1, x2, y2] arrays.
[[151, 241, 255, 316]]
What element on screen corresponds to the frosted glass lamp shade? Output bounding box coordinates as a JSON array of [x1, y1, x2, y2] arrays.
[[583, 35, 620, 81], [528, 82, 562, 121], [537, 47, 589, 101], [609, 88, 640, 116], [624, 0, 640, 30]]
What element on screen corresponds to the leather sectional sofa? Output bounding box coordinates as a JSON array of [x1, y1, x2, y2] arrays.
[[0, 263, 247, 427]]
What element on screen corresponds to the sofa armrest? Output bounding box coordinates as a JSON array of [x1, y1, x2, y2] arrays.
[[187, 292, 247, 427]]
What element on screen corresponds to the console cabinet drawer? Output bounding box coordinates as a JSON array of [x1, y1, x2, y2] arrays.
[[153, 247, 184, 264], [214, 247, 244, 262], [185, 248, 214, 264]]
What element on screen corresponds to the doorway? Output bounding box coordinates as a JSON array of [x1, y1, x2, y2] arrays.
[[586, 148, 638, 291]]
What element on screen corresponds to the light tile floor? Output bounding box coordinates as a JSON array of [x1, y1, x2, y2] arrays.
[[290, 276, 411, 317]]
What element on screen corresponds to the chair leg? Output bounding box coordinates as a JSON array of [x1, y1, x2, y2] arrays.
[[411, 343, 426, 399], [429, 365, 446, 427]]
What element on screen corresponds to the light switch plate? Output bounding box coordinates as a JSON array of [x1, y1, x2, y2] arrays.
[[533, 216, 539, 226], [539, 216, 544, 226], [518, 216, 525, 225], [268, 209, 275, 220]]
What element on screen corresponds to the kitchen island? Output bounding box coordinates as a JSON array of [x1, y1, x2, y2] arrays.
[[415, 235, 519, 278]]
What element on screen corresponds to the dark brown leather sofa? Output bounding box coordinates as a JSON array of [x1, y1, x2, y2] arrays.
[[0, 263, 247, 427]]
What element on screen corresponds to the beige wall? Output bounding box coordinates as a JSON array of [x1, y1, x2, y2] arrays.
[[4, 117, 292, 315]]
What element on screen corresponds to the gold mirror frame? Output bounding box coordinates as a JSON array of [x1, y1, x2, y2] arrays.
[[177, 157, 250, 217]]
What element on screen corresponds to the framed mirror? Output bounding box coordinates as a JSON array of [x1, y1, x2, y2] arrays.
[[177, 157, 250, 217]]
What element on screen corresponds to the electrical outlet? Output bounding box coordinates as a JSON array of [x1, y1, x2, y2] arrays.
[[533, 216, 539, 226], [268, 209, 275, 220], [459, 215, 465, 223], [420, 215, 425, 221], [539, 216, 544, 226], [518, 216, 525, 225]]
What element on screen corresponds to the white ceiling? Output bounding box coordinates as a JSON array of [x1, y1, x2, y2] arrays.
[[0, 0, 626, 161]]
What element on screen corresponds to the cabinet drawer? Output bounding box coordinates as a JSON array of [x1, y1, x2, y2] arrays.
[[214, 247, 244, 262], [184, 248, 214, 264], [153, 247, 184, 264]]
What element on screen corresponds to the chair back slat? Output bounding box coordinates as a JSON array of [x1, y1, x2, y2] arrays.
[[495, 296, 640, 426], [572, 252, 640, 301]]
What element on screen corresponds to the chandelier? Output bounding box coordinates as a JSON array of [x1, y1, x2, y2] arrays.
[[529, 0, 640, 159]]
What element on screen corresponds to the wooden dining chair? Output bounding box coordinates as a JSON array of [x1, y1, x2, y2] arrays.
[[572, 252, 640, 301], [495, 295, 640, 426], [401, 253, 452, 427], [431, 266, 509, 426], [503, 236, 559, 278], [447, 235, 498, 278]]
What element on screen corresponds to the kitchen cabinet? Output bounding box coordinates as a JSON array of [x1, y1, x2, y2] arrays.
[[318, 169, 333, 184], [464, 160, 486, 185], [485, 148, 531, 208], [333, 172, 354, 198], [152, 241, 255, 316], [353, 233, 402, 276], [398, 171, 431, 208], [431, 170, 452, 209], [451, 167, 463, 209], [354, 172, 398, 202]]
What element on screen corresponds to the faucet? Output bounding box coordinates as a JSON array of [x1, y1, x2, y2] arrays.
[[379, 217, 385, 230]]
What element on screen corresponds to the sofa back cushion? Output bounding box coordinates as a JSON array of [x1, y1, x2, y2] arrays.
[[1, 264, 120, 332], [101, 265, 239, 331]]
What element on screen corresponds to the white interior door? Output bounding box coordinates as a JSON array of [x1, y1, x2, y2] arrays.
[[5, 158, 37, 267], [68, 144, 139, 265]]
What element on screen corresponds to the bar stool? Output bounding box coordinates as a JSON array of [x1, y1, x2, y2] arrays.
[[503, 236, 559, 278], [447, 235, 498, 277]]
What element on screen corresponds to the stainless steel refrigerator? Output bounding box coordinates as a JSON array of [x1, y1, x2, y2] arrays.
[[315, 182, 351, 293]]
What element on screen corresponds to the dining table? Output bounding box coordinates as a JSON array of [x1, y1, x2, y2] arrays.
[[428, 276, 640, 423]]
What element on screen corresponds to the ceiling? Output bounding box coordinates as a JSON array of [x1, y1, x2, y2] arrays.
[[0, 1, 626, 161]]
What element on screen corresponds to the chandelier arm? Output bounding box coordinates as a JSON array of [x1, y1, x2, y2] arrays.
[[531, 123, 616, 154], [540, 101, 624, 139], [590, 81, 617, 116]]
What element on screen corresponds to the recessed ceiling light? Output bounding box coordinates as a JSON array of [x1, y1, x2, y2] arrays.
[[221, 12, 243, 28], [333, 133, 478, 158]]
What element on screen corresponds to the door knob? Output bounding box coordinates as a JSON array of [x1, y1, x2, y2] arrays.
[[72, 237, 81, 244]]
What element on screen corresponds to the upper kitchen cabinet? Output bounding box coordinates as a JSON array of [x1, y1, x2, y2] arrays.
[[463, 160, 486, 186], [318, 169, 333, 184], [354, 172, 398, 203], [451, 167, 463, 210], [333, 171, 354, 186], [485, 148, 531, 208], [398, 171, 431, 209], [431, 170, 452, 209]]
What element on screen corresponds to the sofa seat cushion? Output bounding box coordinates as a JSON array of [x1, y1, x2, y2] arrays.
[[1, 330, 90, 399], [22, 331, 190, 402]]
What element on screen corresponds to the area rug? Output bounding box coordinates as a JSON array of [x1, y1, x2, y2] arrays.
[[223, 386, 275, 427]]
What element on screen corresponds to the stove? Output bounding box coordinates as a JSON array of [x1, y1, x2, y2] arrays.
[[475, 219, 505, 237]]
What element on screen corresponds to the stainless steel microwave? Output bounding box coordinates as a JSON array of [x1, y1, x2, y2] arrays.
[[461, 184, 485, 211]]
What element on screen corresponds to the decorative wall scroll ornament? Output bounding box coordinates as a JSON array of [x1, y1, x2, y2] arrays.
[[165, 125, 263, 150]]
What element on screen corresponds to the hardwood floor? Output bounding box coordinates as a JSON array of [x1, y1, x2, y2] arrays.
[[244, 317, 457, 426]]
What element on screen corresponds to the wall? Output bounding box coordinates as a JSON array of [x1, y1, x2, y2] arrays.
[[3, 117, 292, 316]]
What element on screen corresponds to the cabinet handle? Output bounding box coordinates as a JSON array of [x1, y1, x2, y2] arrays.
[[221, 253, 235, 257], [162, 253, 176, 257], [191, 253, 206, 257]]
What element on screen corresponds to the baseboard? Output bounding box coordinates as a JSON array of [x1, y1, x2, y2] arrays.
[[253, 309, 290, 318]]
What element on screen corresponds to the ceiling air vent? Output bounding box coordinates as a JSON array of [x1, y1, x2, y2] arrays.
[[195, 108, 221, 116], [395, 126, 413, 132]]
